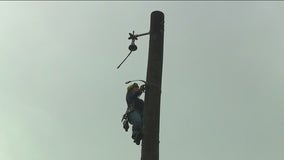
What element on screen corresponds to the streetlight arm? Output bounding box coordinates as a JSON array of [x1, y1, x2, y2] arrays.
[[135, 32, 150, 38], [128, 31, 150, 40]]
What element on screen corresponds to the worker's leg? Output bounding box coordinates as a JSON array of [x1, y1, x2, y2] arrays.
[[128, 110, 143, 139]]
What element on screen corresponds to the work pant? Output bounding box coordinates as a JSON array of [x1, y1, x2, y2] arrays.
[[128, 110, 143, 138]]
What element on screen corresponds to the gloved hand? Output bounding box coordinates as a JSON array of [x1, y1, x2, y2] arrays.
[[140, 84, 146, 91]]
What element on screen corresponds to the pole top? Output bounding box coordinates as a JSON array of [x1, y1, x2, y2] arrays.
[[151, 11, 164, 18]]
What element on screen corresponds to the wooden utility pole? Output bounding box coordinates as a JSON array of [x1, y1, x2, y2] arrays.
[[141, 11, 164, 160]]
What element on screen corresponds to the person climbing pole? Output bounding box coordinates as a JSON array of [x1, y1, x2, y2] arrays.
[[122, 82, 146, 145]]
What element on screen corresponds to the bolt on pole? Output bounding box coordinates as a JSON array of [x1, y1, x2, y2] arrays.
[[141, 11, 164, 160]]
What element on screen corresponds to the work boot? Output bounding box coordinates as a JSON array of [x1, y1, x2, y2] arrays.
[[134, 138, 141, 145], [133, 133, 142, 145]]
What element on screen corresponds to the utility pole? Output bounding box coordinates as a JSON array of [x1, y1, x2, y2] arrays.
[[141, 11, 164, 160]]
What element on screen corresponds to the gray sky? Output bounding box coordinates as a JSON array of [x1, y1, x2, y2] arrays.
[[0, 1, 284, 160]]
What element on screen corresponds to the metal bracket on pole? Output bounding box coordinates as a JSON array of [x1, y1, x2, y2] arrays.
[[129, 31, 150, 40], [117, 31, 150, 69]]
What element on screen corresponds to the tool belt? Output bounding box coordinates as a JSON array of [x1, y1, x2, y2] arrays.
[[121, 103, 135, 132]]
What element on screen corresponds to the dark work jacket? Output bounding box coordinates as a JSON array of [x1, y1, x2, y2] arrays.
[[126, 90, 144, 114]]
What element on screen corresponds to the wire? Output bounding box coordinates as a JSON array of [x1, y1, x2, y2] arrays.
[[117, 51, 133, 69]]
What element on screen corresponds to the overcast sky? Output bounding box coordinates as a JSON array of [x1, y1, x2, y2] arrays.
[[0, 1, 284, 160]]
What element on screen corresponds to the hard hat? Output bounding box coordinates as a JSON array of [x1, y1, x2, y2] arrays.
[[127, 83, 138, 91]]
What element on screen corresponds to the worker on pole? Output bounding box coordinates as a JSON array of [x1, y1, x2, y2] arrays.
[[122, 83, 146, 145]]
